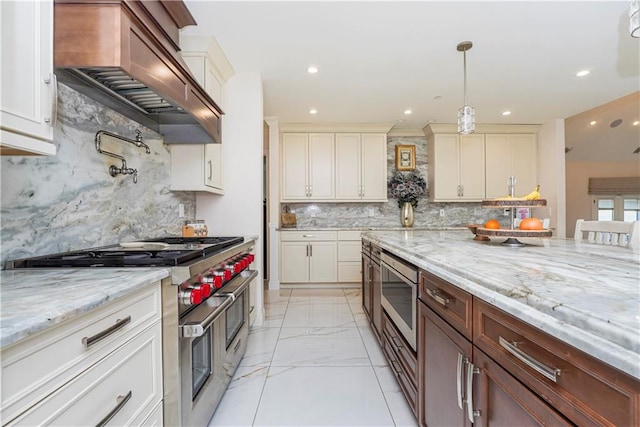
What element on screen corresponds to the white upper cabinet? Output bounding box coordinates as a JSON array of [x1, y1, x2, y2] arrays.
[[1, 0, 56, 156], [335, 133, 387, 201], [171, 35, 234, 193], [429, 133, 485, 201], [281, 133, 335, 201], [425, 124, 540, 202], [485, 133, 537, 199]]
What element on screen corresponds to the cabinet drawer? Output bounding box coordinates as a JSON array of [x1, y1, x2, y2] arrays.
[[337, 230, 363, 241], [280, 231, 338, 241], [1, 284, 161, 422], [141, 400, 163, 426], [382, 312, 417, 383], [8, 322, 163, 426], [474, 299, 640, 427], [338, 241, 362, 261], [419, 269, 472, 340], [382, 334, 418, 417]]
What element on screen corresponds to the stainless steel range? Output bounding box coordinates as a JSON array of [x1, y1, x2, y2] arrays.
[[6, 236, 258, 426]]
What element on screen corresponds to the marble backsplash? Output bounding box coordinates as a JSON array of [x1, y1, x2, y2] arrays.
[[284, 136, 504, 228], [0, 84, 196, 265]]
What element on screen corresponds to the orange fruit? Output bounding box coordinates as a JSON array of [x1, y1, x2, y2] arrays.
[[519, 217, 543, 230], [484, 219, 500, 229]]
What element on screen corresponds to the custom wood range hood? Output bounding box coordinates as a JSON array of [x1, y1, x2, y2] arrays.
[[54, 0, 223, 144]]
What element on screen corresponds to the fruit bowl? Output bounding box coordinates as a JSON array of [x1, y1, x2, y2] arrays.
[[466, 224, 490, 241]]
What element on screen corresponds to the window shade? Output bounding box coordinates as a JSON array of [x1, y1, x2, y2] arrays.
[[588, 177, 640, 194]]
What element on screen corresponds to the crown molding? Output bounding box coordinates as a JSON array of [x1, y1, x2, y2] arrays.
[[279, 122, 395, 133], [423, 123, 542, 137], [388, 129, 425, 137]]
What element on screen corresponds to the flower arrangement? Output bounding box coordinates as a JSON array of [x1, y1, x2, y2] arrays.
[[388, 169, 427, 208]]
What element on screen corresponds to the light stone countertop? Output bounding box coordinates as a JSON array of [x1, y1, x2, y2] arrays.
[[0, 268, 170, 349], [362, 229, 640, 380], [279, 226, 465, 232]]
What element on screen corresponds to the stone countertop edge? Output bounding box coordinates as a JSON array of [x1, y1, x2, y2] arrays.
[[362, 230, 640, 381], [278, 226, 466, 231], [0, 268, 170, 349]]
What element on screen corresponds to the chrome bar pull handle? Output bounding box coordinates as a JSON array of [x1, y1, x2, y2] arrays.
[[426, 288, 450, 306], [208, 160, 213, 180], [96, 390, 132, 427], [499, 336, 561, 382], [82, 316, 131, 348], [456, 353, 465, 410], [466, 361, 480, 423]]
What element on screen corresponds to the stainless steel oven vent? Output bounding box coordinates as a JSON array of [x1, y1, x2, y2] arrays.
[[78, 68, 184, 115]]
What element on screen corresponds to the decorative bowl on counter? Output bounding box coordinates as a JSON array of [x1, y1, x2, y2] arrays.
[[466, 224, 490, 241]]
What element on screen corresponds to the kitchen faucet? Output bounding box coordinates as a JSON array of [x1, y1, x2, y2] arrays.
[[94, 129, 150, 184]]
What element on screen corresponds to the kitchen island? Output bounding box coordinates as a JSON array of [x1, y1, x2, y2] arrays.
[[363, 229, 639, 379]]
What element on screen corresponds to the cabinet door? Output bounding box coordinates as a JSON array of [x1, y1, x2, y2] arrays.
[[432, 134, 461, 200], [280, 241, 309, 283], [335, 133, 362, 199], [205, 143, 223, 191], [308, 241, 337, 283], [0, 0, 56, 156], [281, 133, 309, 200], [361, 133, 388, 201], [418, 302, 472, 427], [485, 134, 536, 199], [308, 133, 335, 199], [471, 349, 572, 427], [459, 134, 485, 200]]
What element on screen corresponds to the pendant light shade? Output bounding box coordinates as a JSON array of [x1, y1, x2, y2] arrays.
[[457, 41, 475, 135], [631, 0, 640, 38]]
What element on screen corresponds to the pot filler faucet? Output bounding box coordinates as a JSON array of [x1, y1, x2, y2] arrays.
[[95, 129, 151, 184]]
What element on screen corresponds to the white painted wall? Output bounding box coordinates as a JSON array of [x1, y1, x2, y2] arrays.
[[565, 161, 640, 237], [264, 117, 281, 289], [196, 72, 265, 324], [534, 119, 566, 238]]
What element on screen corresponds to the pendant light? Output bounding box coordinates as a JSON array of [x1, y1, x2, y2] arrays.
[[631, 0, 640, 38], [457, 41, 475, 134]]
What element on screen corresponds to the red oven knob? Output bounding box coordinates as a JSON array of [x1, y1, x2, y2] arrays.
[[223, 268, 232, 281], [234, 261, 242, 273], [212, 271, 224, 288], [195, 283, 211, 298], [180, 288, 203, 306], [248, 254, 255, 263]]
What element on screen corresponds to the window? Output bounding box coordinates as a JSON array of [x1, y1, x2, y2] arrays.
[[593, 196, 640, 221]]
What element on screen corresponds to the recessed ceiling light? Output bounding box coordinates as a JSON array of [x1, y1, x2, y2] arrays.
[[502, 111, 511, 116], [576, 70, 590, 77], [404, 109, 412, 115], [307, 66, 318, 74], [633, 121, 639, 126], [397, 119, 405, 123], [309, 109, 317, 114], [590, 120, 597, 126]]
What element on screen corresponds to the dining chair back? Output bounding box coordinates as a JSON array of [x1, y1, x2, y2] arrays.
[[574, 219, 639, 247]]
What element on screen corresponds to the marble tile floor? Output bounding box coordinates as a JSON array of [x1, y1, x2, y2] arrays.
[[208, 288, 418, 427]]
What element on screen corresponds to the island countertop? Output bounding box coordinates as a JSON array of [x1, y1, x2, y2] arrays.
[[0, 268, 170, 349], [362, 229, 640, 380]]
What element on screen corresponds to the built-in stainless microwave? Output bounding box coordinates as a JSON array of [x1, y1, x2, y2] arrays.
[[380, 252, 418, 351]]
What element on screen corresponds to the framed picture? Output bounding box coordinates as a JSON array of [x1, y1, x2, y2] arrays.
[[395, 145, 416, 170]]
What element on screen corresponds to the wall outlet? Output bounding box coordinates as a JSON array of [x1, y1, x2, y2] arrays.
[[439, 208, 445, 217], [368, 208, 375, 217], [503, 208, 510, 217], [178, 203, 185, 218]]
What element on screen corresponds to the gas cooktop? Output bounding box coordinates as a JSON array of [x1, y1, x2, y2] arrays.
[[7, 236, 244, 268]]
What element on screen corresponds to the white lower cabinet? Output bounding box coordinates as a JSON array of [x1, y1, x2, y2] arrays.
[[280, 231, 337, 284], [1, 283, 162, 426], [8, 323, 162, 426], [170, 143, 223, 194], [337, 230, 363, 282]]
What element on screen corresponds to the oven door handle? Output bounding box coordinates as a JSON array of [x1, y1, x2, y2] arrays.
[[217, 269, 258, 299], [179, 296, 231, 338]]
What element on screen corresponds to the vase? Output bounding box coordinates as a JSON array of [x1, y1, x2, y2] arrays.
[[400, 202, 414, 227]]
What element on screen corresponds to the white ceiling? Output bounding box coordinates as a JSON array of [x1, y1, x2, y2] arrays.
[[181, 1, 640, 161]]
